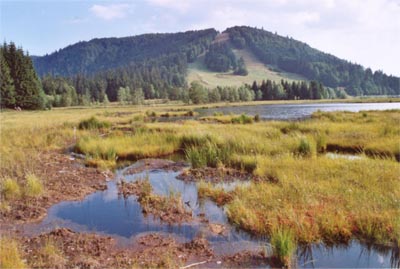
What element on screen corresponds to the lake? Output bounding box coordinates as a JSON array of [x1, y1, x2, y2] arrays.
[[198, 102, 400, 120]]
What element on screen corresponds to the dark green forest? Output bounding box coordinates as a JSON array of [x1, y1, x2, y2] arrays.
[[1, 42, 46, 109], [226, 26, 399, 95]]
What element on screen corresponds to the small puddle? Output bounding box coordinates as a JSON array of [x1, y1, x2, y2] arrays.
[[326, 152, 365, 160], [21, 159, 399, 268]]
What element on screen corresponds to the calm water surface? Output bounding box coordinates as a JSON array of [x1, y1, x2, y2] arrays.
[[23, 160, 399, 268], [198, 102, 400, 120]]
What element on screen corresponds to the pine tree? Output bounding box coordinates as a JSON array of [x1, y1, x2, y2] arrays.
[[0, 46, 16, 108], [2, 42, 45, 109]]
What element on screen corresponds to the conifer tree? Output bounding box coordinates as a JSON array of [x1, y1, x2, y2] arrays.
[[0, 46, 15, 108]]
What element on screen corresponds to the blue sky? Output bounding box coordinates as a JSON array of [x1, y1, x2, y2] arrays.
[[1, 0, 399, 75]]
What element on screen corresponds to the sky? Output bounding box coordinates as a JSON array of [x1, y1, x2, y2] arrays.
[[1, 0, 399, 76]]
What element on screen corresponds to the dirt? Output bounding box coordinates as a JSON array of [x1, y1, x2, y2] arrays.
[[223, 250, 271, 268], [123, 158, 187, 175], [208, 223, 228, 236], [116, 175, 193, 224], [0, 151, 112, 225], [117, 179, 145, 198], [178, 166, 257, 183]]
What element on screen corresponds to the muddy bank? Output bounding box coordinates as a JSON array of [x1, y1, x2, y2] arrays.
[[178, 167, 257, 183], [122, 158, 187, 175], [117, 177, 193, 224], [20, 228, 217, 269], [1, 151, 112, 225]]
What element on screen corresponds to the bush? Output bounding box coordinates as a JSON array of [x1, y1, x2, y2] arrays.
[[254, 114, 261, 122], [1, 178, 21, 200], [78, 117, 110, 130], [25, 173, 43, 197]]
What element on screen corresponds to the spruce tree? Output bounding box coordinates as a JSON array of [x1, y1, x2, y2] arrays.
[[2, 42, 45, 109], [0, 46, 16, 108]]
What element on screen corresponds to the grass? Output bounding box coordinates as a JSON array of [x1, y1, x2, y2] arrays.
[[0, 238, 26, 269], [1, 178, 21, 200], [197, 181, 234, 206], [270, 228, 296, 267], [24, 173, 44, 198], [134, 177, 191, 221], [78, 116, 111, 130], [0, 100, 399, 260], [187, 48, 304, 88], [36, 239, 66, 268]]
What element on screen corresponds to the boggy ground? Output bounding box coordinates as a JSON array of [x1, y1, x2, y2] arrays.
[[0, 150, 111, 225], [1, 104, 400, 268], [18, 227, 271, 269]]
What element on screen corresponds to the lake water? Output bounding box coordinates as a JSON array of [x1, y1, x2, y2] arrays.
[[24, 161, 399, 268], [198, 102, 400, 120]]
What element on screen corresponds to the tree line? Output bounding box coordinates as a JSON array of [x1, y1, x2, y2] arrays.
[[226, 26, 399, 96], [185, 79, 340, 104], [1, 42, 47, 109]]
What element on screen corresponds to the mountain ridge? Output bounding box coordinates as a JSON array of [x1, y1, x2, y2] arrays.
[[32, 26, 399, 96]]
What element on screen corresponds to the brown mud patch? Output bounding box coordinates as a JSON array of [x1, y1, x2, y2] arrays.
[[123, 158, 187, 175], [178, 167, 257, 183], [19, 229, 216, 269], [117, 177, 193, 224], [1, 151, 112, 225], [223, 250, 270, 268]]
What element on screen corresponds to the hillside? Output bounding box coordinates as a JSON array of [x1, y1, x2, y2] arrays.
[[31, 26, 399, 97], [33, 29, 217, 77], [226, 26, 399, 95], [188, 47, 305, 88]]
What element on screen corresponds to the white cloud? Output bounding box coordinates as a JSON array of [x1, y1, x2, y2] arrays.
[[146, 0, 190, 12], [90, 4, 130, 21]]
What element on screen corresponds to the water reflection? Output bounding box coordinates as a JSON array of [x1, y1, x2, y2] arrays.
[[298, 242, 399, 268], [24, 161, 399, 268]]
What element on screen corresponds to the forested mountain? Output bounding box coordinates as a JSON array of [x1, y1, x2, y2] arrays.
[[33, 29, 217, 77], [226, 26, 399, 95], [17, 26, 397, 109]]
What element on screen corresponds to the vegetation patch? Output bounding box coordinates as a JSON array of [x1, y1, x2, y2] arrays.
[[78, 116, 111, 130]]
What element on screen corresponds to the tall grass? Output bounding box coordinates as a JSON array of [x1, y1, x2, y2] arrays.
[[0, 238, 26, 269], [185, 142, 231, 168], [270, 228, 296, 267], [1, 178, 21, 200], [78, 116, 111, 130], [24, 173, 44, 198]]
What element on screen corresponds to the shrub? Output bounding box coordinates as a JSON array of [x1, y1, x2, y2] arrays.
[[78, 117, 111, 130], [25, 173, 44, 198], [254, 114, 261, 122], [1, 178, 21, 200]]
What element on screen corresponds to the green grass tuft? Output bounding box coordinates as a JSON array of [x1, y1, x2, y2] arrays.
[[1, 178, 21, 200], [270, 228, 296, 267], [24, 173, 44, 198], [78, 116, 111, 130]]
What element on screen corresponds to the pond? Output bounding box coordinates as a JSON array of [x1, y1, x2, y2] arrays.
[[22, 160, 399, 268], [197, 102, 400, 120]]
